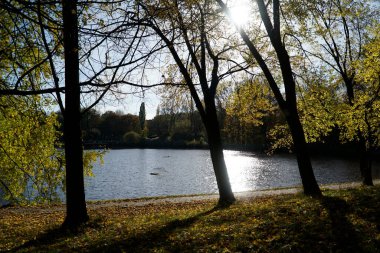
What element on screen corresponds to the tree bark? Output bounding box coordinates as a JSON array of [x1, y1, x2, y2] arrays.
[[204, 102, 235, 205], [286, 108, 322, 196], [275, 40, 322, 197], [359, 140, 373, 186], [61, 0, 89, 228], [205, 116, 236, 205]]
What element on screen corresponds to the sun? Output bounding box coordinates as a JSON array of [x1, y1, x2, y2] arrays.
[[229, 0, 251, 27]]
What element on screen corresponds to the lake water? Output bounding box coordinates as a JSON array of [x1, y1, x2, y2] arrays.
[[84, 149, 380, 200]]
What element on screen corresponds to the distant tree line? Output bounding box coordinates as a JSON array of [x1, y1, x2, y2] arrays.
[[57, 104, 263, 150], [73, 93, 356, 154]]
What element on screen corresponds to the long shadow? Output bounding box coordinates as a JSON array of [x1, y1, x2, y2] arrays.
[[8, 204, 222, 252], [82, 204, 224, 252], [321, 196, 364, 252], [9, 217, 103, 252]]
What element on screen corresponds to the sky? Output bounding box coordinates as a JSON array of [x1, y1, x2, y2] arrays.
[[94, 88, 159, 120]]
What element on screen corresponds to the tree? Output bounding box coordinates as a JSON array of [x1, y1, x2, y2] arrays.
[[139, 102, 147, 136], [0, 1, 102, 211], [61, 0, 89, 227], [217, 0, 322, 196], [81, 109, 102, 142], [0, 1, 65, 203], [0, 0, 129, 228], [286, 0, 379, 185], [0, 0, 89, 225], [133, 0, 256, 204], [342, 26, 380, 179]]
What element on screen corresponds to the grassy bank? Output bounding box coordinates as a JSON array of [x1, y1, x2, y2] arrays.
[[1, 186, 380, 252]]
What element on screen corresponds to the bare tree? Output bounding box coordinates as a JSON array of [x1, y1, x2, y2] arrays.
[[126, 0, 253, 204]]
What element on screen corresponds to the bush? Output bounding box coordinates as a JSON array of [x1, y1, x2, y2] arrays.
[[123, 131, 141, 145]]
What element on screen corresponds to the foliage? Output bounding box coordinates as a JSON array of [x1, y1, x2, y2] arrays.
[[82, 150, 105, 179], [123, 131, 141, 145], [225, 79, 276, 146], [0, 1, 59, 91], [1, 186, 380, 252], [0, 96, 64, 204], [298, 82, 338, 143], [78, 110, 140, 143], [268, 79, 339, 153], [266, 0, 379, 153], [338, 26, 380, 148], [267, 123, 293, 153], [0, 96, 104, 204]]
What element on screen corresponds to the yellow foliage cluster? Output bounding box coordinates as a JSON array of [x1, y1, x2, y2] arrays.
[[0, 96, 104, 204], [0, 96, 64, 204], [225, 79, 276, 144]]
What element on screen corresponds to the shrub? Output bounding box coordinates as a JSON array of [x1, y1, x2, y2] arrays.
[[123, 131, 141, 145]]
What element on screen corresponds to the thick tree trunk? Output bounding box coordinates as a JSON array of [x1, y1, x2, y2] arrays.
[[359, 142, 373, 186], [205, 106, 235, 205], [286, 109, 322, 197], [61, 0, 89, 228]]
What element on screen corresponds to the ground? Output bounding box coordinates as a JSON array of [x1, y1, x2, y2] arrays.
[[1, 181, 380, 252]]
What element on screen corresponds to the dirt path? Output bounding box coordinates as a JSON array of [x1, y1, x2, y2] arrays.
[[1, 180, 378, 214], [89, 180, 378, 209]]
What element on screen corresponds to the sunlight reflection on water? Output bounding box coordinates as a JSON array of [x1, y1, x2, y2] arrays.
[[225, 150, 261, 192]]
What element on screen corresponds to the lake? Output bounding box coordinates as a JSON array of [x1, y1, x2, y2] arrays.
[[84, 149, 380, 200]]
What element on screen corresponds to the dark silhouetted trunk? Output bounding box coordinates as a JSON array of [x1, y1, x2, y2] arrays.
[[278, 51, 322, 197], [205, 107, 235, 205], [61, 0, 88, 228], [359, 140, 373, 186], [286, 108, 322, 196]]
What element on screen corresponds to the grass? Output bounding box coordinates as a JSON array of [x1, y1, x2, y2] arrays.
[[1, 186, 380, 252]]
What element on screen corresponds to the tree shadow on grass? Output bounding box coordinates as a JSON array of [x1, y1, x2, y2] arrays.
[[9, 204, 224, 252], [321, 196, 364, 252], [9, 216, 103, 252], [80, 204, 225, 252]]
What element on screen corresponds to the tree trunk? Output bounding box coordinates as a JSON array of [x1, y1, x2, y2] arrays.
[[205, 107, 235, 205], [345, 79, 374, 186], [359, 142, 373, 186], [286, 108, 322, 197], [61, 0, 89, 228]]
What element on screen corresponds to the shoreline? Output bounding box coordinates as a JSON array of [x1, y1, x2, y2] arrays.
[[2, 180, 378, 213]]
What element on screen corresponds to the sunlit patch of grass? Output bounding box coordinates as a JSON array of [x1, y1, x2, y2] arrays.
[[1, 186, 380, 252]]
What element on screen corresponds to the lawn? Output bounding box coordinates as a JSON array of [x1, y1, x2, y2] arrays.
[[1, 186, 380, 252]]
